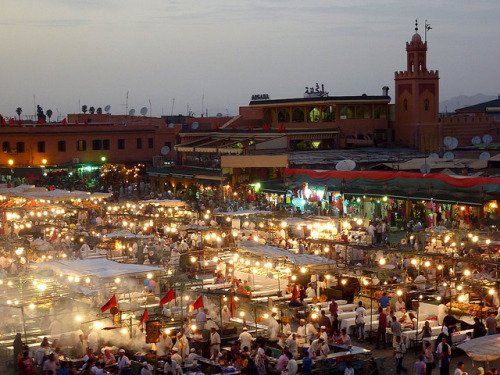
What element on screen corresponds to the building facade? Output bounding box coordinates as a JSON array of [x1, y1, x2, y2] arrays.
[[0, 114, 181, 167]]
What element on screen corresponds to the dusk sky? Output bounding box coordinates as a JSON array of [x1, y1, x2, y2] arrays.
[[1, 0, 499, 119]]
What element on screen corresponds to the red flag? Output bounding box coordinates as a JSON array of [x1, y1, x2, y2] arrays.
[[229, 296, 236, 318], [191, 295, 204, 310], [159, 289, 175, 306], [101, 295, 117, 313], [138, 308, 149, 327]]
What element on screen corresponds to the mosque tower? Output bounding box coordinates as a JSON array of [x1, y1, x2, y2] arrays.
[[394, 20, 440, 152]]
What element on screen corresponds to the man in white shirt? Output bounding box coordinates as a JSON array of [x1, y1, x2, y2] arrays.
[[157, 332, 173, 356], [209, 327, 221, 359], [268, 313, 280, 339], [355, 301, 366, 341], [305, 321, 318, 342], [305, 283, 316, 298], [309, 337, 329, 359], [436, 336, 451, 357], [296, 319, 306, 343], [116, 349, 131, 374], [344, 362, 355, 375], [239, 327, 254, 351], [453, 361, 467, 375]]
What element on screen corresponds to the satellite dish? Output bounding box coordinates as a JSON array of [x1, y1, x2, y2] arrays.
[[140, 107, 148, 116], [449, 137, 458, 150], [191, 122, 199, 130], [428, 153, 439, 160], [443, 151, 455, 161], [479, 151, 491, 161], [216, 113, 223, 118], [420, 164, 431, 174], [483, 134, 493, 145], [443, 136, 452, 148], [335, 159, 356, 171], [104, 105, 111, 113], [128, 109, 135, 116], [167, 123, 175, 128], [471, 136, 481, 145], [160, 146, 171, 155]]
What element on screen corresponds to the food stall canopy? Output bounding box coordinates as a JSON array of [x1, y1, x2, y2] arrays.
[[239, 241, 335, 266], [33, 258, 162, 279], [103, 230, 154, 239], [458, 334, 500, 361], [217, 210, 272, 216], [141, 199, 186, 207], [0, 184, 112, 201], [285, 168, 500, 204]]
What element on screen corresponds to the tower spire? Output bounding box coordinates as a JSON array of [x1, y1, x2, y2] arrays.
[[415, 19, 418, 33]]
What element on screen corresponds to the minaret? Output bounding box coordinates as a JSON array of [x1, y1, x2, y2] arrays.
[[394, 20, 440, 151]]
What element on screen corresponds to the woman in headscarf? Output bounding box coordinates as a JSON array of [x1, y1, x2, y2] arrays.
[[254, 347, 268, 375]]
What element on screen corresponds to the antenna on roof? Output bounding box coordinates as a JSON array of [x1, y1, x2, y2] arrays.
[[424, 20, 432, 42], [149, 99, 152, 117], [170, 98, 175, 116], [121, 91, 129, 115]]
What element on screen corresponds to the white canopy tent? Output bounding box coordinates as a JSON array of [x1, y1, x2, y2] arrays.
[[217, 210, 273, 216], [457, 334, 500, 362], [33, 258, 162, 279], [141, 199, 186, 207], [103, 230, 154, 240], [0, 184, 112, 201], [238, 240, 335, 266]]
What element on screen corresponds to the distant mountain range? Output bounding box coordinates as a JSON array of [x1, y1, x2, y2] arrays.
[[440, 94, 497, 113]]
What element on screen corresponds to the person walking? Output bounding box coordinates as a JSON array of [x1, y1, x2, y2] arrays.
[[393, 335, 407, 375], [453, 361, 468, 375], [355, 301, 366, 342], [376, 307, 387, 349], [424, 341, 435, 375], [439, 344, 451, 375], [415, 354, 427, 375]]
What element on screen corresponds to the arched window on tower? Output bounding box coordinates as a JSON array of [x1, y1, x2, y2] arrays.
[[424, 99, 430, 111], [403, 99, 408, 111]]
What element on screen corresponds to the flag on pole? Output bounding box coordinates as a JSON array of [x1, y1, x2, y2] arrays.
[[159, 289, 175, 306], [138, 308, 149, 327], [101, 295, 117, 313], [191, 295, 204, 310]]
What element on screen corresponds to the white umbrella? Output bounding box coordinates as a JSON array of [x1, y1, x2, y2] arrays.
[[457, 334, 500, 362]]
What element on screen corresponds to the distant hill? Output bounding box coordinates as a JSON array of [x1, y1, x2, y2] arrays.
[[440, 94, 497, 113]]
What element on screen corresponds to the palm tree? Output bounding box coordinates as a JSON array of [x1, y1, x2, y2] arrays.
[[15, 107, 22, 120], [82, 105, 88, 114], [46, 109, 53, 122], [89, 106, 95, 114]]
